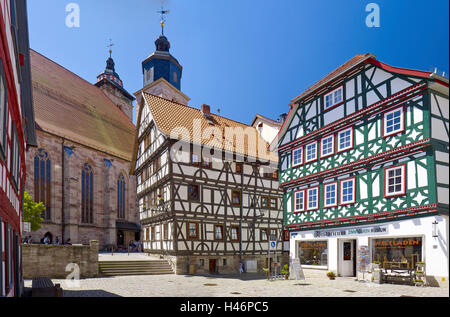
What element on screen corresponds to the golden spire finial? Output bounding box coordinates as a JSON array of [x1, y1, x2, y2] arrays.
[[107, 39, 114, 58], [157, 7, 169, 35]]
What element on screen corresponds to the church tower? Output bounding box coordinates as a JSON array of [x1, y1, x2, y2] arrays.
[[95, 46, 135, 121], [137, 10, 190, 106]]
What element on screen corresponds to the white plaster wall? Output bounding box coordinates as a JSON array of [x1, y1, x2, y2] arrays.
[[290, 216, 448, 278]]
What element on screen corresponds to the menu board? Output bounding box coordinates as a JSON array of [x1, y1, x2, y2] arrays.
[[290, 257, 305, 280]]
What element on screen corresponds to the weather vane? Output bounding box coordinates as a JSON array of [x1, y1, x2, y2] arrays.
[[107, 39, 114, 58], [157, 7, 170, 35]]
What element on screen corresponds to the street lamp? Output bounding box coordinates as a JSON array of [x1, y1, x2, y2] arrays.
[[432, 221, 439, 238]]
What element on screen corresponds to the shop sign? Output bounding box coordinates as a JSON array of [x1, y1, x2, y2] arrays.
[[314, 225, 387, 238], [373, 238, 421, 249]]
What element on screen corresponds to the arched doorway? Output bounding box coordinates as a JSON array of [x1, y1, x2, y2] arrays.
[[43, 232, 53, 244]]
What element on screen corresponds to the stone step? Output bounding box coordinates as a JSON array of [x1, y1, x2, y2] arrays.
[[100, 271, 174, 276], [99, 261, 168, 265], [98, 260, 174, 276], [99, 263, 170, 266], [99, 266, 172, 271], [99, 269, 173, 273]]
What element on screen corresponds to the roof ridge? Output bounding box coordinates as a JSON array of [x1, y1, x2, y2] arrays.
[[143, 92, 256, 129], [254, 114, 282, 126], [30, 48, 135, 126], [291, 53, 374, 103]]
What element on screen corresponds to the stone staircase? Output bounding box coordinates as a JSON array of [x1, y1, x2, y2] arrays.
[[99, 260, 174, 276]]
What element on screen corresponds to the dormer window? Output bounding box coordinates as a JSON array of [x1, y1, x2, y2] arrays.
[[173, 71, 178, 83], [323, 85, 344, 111]]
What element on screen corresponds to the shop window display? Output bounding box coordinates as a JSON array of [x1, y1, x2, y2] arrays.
[[297, 241, 328, 266], [372, 237, 422, 268]]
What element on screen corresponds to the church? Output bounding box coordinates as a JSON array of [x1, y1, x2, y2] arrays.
[[24, 48, 140, 249]]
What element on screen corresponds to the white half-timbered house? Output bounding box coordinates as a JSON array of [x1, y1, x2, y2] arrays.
[[272, 53, 449, 284], [130, 30, 286, 275]]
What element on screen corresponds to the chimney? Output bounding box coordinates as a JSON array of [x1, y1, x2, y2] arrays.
[[278, 113, 288, 123], [201, 104, 211, 116]]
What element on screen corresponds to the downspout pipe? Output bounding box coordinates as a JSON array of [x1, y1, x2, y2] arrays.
[[61, 137, 65, 243]]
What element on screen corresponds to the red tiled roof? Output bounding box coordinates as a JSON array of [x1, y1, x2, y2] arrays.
[[30, 49, 136, 161], [291, 53, 373, 103], [141, 93, 278, 162]]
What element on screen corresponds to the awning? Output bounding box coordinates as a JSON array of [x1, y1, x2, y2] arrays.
[[116, 221, 141, 231]]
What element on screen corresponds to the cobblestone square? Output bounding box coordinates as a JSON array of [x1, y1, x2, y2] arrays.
[[24, 274, 449, 297]]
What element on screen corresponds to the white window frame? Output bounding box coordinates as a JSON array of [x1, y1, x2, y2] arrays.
[[383, 106, 405, 138], [293, 189, 305, 213], [323, 85, 344, 111], [337, 127, 353, 152], [384, 165, 406, 197], [340, 178, 355, 205], [292, 146, 303, 167], [305, 141, 318, 163], [306, 187, 319, 211], [214, 225, 224, 240], [320, 134, 335, 158], [323, 182, 338, 208]]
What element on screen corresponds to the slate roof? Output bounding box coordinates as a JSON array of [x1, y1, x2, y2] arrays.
[[30, 49, 136, 161]]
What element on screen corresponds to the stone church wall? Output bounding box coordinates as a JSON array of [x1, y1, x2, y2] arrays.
[[25, 130, 138, 249]]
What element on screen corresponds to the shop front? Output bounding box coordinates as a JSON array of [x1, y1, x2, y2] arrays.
[[289, 215, 448, 283]]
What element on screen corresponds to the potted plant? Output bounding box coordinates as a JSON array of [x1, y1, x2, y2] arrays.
[[414, 278, 424, 287], [263, 267, 270, 280], [281, 264, 289, 280], [327, 271, 336, 280]]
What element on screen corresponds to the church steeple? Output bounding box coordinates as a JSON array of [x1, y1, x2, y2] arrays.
[[97, 42, 124, 88], [95, 41, 135, 121], [142, 9, 183, 90]]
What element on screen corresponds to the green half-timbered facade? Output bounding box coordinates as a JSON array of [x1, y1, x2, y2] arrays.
[[273, 53, 449, 280]]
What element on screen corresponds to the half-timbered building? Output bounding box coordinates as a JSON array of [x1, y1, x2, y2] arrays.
[[1, 0, 36, 297], [131, 29, 286, 275], [272, 53, 449, 284]]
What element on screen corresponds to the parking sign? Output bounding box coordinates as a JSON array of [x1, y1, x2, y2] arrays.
[[269, 240, 277, 250]]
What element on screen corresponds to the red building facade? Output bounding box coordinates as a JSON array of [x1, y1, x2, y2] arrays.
[[1, 0, 36, 297]]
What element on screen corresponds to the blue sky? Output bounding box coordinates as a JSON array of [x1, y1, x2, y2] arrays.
[[27, 0, 449, 125]]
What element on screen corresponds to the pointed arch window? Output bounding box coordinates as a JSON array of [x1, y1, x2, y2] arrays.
[[34, 149, 51, 220], [117, 173, 126, 219], [81, 163, 94, 224]]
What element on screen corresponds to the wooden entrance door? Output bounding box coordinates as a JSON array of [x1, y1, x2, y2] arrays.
[[339, 239, 356, 277], [209, 259, 217, 274], [117, 230, 124, 247]]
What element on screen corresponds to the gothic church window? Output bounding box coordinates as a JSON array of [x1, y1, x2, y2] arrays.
[[81, 163, 94, 223], [34, 149, 51, 220], [117, 174, 126, 219]]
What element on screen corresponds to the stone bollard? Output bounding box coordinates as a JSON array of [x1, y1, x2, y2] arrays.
[[89, 240, 99, 277]]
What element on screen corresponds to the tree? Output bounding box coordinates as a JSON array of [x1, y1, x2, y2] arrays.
[[23, 191, 45, 231]]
